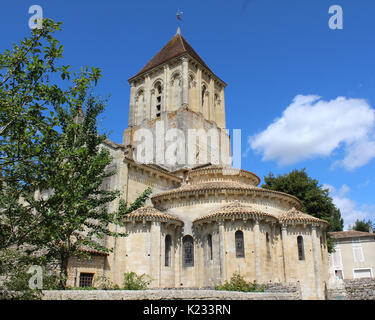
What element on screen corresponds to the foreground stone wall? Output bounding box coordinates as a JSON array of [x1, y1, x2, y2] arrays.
[[328, 278, 375, 300], [41, 288, 300, 300], [263, 283, 301, 296]]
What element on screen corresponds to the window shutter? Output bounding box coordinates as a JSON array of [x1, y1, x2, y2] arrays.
[[332, 249, 342, 268], [353, 247, 364, 262]]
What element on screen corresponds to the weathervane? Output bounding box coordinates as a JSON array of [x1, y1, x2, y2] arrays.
[[176, 9, 183, 25]]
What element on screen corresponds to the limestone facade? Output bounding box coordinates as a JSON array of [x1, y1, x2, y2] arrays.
[[328, 230, 375, 280], [67, 29, 330, 299]]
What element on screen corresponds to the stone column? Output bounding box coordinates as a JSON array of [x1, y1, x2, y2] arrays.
[[174, 228, 181, 287], [164, 65, 169, 112], [311, 225, 322, 298], [253, 219, 261, 282], [209, 77, 215, 122], [150, 221, 161, 287], [220, 88, 226, 128], [129, 82, 136, 127], [181, 56, 189, 106], [281, 224, 288, 282], [268, 225, 275, 282], [218, 221, 226, 284], [197, 68, 203, 114]]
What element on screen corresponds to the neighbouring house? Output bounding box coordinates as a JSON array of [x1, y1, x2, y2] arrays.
[[329, 230, 375, 280]]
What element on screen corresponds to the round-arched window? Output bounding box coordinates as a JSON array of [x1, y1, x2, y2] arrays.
[[235, 230, 244, 258], [183, 235, 194, 267]]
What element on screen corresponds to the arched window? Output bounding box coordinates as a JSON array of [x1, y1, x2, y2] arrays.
[[183, 235, 194, 267], [154, 82, 163, 118], [165, 235, 172, 267], [188, 74, 196, 88], [201, 85, 207, 107], [235, 230, 244, 258], [207, 234, 213, 260], [214, 93, 220, 107], [266, 232, 271, 258], [297, 236, 304, 260], [135, 89, 145, 125]]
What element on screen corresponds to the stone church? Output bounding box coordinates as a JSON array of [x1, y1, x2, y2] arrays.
[[67, 29, 330, 299]]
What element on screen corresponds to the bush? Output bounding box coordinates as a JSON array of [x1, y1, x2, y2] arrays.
[[93, 275, 120, 290], [123, 272, 150, 290], [215, 273, 265, 292]]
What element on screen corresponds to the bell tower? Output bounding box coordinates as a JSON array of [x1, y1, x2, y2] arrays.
[[123, 29, 231, 171]]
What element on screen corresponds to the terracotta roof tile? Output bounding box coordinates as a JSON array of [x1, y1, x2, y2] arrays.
[[152, 181, 302, 208], [194, 201, 277, 223], [279, 207, 327, 225], [123, 206, 183, 225], [329, 230, 375, 239], [78, 247, 109, 256]]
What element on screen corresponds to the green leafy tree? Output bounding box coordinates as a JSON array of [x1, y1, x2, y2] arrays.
[[350, 219, 373, 232], [0, 18, 152, 292], [0, 19, 66, 251], [262, 169, 344, 252]]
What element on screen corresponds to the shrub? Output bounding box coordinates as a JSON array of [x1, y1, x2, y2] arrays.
[[93, 275, 120, 290], [215, 273, 265, 292], [123, 272, 149, 290]]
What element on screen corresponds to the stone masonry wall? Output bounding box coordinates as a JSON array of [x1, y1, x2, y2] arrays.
[[328, 278, 375, 300], [263, 283, 301, 297], [41, 288, 300, 300]]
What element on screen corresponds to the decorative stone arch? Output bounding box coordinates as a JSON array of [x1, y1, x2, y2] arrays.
[[201, 81, 209, 117], [169, 72, 182, 110], [151, 78, 164, 89], [135, 87, 145, 97], [214, 91, 221, 107], [188, 72, 197, 88], [134, 88, 145, 125], [170, 71, 182, 86]]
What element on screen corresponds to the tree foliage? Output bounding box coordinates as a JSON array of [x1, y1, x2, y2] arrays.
[[262, 169, 344, 252], [350, 219, 373, 233], [0, 18, 152, 292]]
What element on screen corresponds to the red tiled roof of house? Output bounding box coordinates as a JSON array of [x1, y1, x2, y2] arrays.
[[329, 230, 375, 239]]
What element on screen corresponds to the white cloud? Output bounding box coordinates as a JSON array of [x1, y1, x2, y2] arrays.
[[323, 184, 375, 230], [249, 95, 375, 170]]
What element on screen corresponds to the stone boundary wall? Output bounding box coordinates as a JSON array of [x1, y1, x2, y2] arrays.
[[42, 288, 300, 300], [263, 283, 301, 296], [328, 278, 375, 300]]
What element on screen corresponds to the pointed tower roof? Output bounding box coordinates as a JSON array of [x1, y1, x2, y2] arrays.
[[128, 31, 217, 82]]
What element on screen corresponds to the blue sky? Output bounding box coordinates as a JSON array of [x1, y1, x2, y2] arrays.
[[1, 0, 375, 229]]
